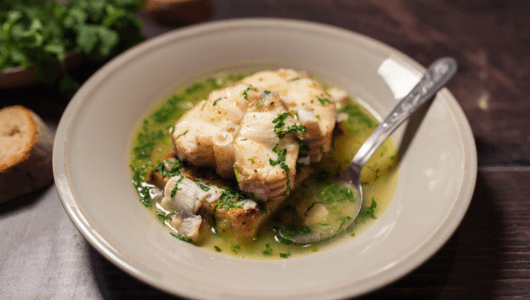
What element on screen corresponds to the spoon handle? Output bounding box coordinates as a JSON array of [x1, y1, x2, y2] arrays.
[[351, 57, 458, 169]]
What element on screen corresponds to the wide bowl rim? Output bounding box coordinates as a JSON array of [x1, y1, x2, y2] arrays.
[[53, 17, 477, 299]]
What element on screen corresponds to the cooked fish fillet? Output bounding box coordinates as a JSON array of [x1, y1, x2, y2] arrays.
[[240, 69, 336, 162], [172, 83, 258, 175], [173, 84, 300, 201], [234, 92, 299, 201]]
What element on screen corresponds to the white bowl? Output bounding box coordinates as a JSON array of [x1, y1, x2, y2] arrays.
[[53, 18, 477, 299]]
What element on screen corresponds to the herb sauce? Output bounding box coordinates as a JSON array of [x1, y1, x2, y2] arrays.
[[129, 72, 399, 259]]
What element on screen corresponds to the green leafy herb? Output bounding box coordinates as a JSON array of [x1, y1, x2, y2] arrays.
[[279, 252, 291, 258], [242, 87, 255, 100], [229, 242, 241, 254], [174, 130, 189, 140], [0, 0, 144, 95], [130, 165, 152, 207], [157, 211, 172, 223], [317, 96, 331, 105], [338, 101, 375, 128], [212, 97, 225, 106], [272, 112, 306, 139], [170, 232, 192, 243], [296, 138, 309, 158], [359, 198, 377, 220], [269, 143, 291, 196], [287, 77, 301, 82], [214, 245, 221, 252], [262, 243, 273, 256], [170, 176, 184, 198], [152, 159, 185, 178], [133, 120, 166, 160], [151, 95, 184, 123], [217, 187, 246, 210], [338, 216, 352, 231], [195, 180, 210, 191]]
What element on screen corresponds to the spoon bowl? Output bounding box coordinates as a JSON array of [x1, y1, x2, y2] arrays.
[[284, 57, 458, 243]]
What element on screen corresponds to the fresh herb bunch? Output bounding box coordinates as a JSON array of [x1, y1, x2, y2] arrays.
[[0, 0, 144, 94]]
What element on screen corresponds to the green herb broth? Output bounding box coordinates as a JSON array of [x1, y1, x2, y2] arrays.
[[129, 72, 399, 259]]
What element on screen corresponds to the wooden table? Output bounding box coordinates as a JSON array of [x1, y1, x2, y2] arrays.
[[1, 1, 529, 298]]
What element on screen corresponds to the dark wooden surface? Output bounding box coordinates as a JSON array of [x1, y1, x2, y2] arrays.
[[1, 0, 529, 299]]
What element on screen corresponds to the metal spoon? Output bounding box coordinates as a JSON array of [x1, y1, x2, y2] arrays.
[[284, 57, 458, 244]]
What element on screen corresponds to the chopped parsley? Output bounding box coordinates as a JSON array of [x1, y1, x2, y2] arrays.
[[212, 97, 225, 106], [152, 95, 184, 123], [229, 242, 241, 254], [279, 252, 291, 258], [272, 112, 306, 139], [170, 176, 184, 197], [317, 96, 331, 105], [195, 180, 210, 191], [359, 198, 377, 220], [287, 77, 301, 82], [269, 144, 291, 196], [170, 232, 192, 243], [214, 245, 222, 252], [296, 138, 309, 158], [243, 87, 255, 100], [152, 159, 185, 178], [338, 216, 352, 231], [304, 201, 321, 216], [217, 187, 245, 210], [338, 101, 375, 128], [262, 243, 273, 256], [157, 211, 172, 223], [130, 165, 152, 207], [134, 120, 166, 160], [174, 130, 189, 140]]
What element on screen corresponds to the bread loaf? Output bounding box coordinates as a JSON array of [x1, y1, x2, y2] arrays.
[[0, 106, 54, 204]]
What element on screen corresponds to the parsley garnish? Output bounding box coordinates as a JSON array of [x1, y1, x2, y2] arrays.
[[170, 232, 192, 243], [212, 97, 225, 106], [156, 211, 172, 223], [359, 198, 377, 219], [243, 87, 255, 100], [296, 138, 309, 158], [338, 101, 375, 128], [262, 243, 273, 256], [269, 144, 291, 196], [195, 180, 210, 191], [214, 245, 222, 252], [170, 176, 184, 197], [152, 159, 185, 178], [130, 165, 152, 207], [338, 216, 352, 231], [229, 242, 241, 254], [287, 77, 301, 82], [174, 130, 188, 140], [217, 187, 245, 210], [317, 96, 331, 105], [279, 252, 291, 258], [134, 120, 165, 160], [272, 113, 306, 139]]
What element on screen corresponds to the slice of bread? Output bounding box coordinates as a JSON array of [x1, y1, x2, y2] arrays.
[[0, 106, 54, 204]]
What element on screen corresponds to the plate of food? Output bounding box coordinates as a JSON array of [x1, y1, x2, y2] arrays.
[[53, 18, 477, 299]]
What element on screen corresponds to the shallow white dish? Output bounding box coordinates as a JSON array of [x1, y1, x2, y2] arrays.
[[53, 18, 477, 299]]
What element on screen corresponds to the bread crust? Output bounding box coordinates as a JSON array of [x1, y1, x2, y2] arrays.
[[0, 106, 54, 203], [0, 105, 39, 172]]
